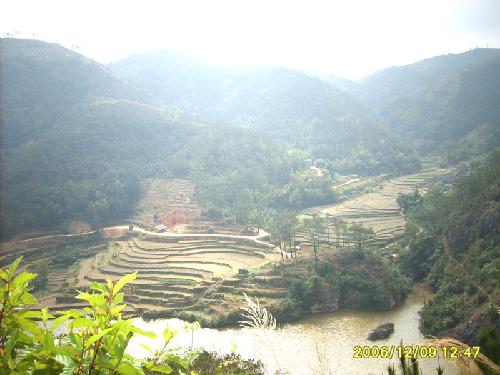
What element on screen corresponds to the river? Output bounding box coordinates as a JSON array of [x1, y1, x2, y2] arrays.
[[129, 289, 461, 375]]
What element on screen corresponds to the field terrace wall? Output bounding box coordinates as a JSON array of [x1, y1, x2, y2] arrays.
[[75, 232, 277, 320], [0, 231, 106, 313], [300, 168, 458, 250]]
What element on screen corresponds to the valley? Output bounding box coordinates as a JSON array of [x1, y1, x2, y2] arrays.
[[0, 166, 456, 325], [1, 32, 499, 374]]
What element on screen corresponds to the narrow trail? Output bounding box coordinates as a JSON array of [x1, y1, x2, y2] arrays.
[[106, 225, 272, 246], [1, 225, 273, 250]]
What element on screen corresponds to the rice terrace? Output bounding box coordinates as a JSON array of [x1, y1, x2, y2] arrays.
[[0, 167, 456, 324], [301, 167, 458, 250]]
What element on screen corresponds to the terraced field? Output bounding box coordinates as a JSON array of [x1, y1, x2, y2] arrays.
[[0, 229, 278, 319], [0, 232, 105, 312], [0, 168, 459, 323], [300, 168, 457, 248]]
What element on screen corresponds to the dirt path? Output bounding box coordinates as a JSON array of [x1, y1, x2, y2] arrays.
[[106, 225, 272, 246], [2, 226, 272, 251]]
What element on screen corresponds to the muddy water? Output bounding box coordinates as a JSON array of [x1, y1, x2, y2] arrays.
[[130, 291, 460, 375]]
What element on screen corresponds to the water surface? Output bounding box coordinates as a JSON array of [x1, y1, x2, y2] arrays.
[[130, 291, 460, 375]]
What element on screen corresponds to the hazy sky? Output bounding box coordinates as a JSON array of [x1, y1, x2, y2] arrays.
[[1, 0, 499, 79]]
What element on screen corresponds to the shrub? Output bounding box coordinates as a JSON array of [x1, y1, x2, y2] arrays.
[[30, 258, 50, 291], [0, 257, 194, 374], [191, 351, 265, 375], [238, 268, 250, 276], [477, 325, 500, 365]]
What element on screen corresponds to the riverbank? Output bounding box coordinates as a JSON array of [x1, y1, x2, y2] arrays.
[[129, 288, 460, 375], [139, 248, 413, 329]]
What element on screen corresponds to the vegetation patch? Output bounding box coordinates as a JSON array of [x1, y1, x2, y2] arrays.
[[396, 151, 500, 366]]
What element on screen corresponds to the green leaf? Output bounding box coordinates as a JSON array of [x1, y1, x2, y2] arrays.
[[75, 293, 105, 307], [69, 318, 96, 329], [113, 292, 124, 305], [60, 359, 78, 375], [51, 314, 72, 332], [116, 361, 144, 375], [7, 256, 23, 278], [162, 327, 179, 344], [41, 307, 54, 322], [113, 319, 133, 331], [130, 325, 156, 338], [5, 336, 17, 356], [74, 291, 92, 301], [95, 356, 116, 370], [12, 272, 37, 288], [18, 310, 42, 319], [19, 292, 37, 305], [84, 327, 113, 349], [60, 309, 84, 319], [68, 331, 82, 347], [113, 272, 137, 296], [54, 353, 78, 375], [89, 282, 107, 293], [0, 268, 8, 281], [111, 305, 126, 315], [138, 343, 155, 355], [162, 354, 188, 369], [42, 331, 56, 352], [14, 316, 42, 337], [55, 344, 80, 357], [151, 364, 173, 374], [114, 331, 133, 358]]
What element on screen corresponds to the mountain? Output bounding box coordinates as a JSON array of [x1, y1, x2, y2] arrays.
[[380, 56, 500, 148], [110, 50, 421, 174], [0, 39, 299, 237], [5, 39, 497, 238], [303, 72, 359, 98], [109, 49, 227, 112], [0, 38, 184, 235], [357, 48, 500, 109], [320, 49, 500, 153], [109, 50, 373, 133], [0, 38, 150, 151]]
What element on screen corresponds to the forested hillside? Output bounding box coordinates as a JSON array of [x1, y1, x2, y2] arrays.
[[356, 48, 500, 109], [397, 150, 500, 364], [0, 39, 301, 237], [2, 38, 499, 240], [376, 56, 500, 151], [111, 51, 421, 174], [323, 48, 500, 154], [0, 39, 147, 151], [111, 48, 500, 169]]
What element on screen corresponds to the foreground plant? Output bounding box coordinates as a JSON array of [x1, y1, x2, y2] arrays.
[[238, 293, 276, 330], [387, 356, 444, 375], [0, 257, 194, 374], [387, 341, 444, 375]]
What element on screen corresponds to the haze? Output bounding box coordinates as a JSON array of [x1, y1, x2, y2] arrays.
[[1, 0, 500, 79]]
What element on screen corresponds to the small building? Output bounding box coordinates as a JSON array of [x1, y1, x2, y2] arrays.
[[295, 243, 304, 252], [154, 224, 167, 233]]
